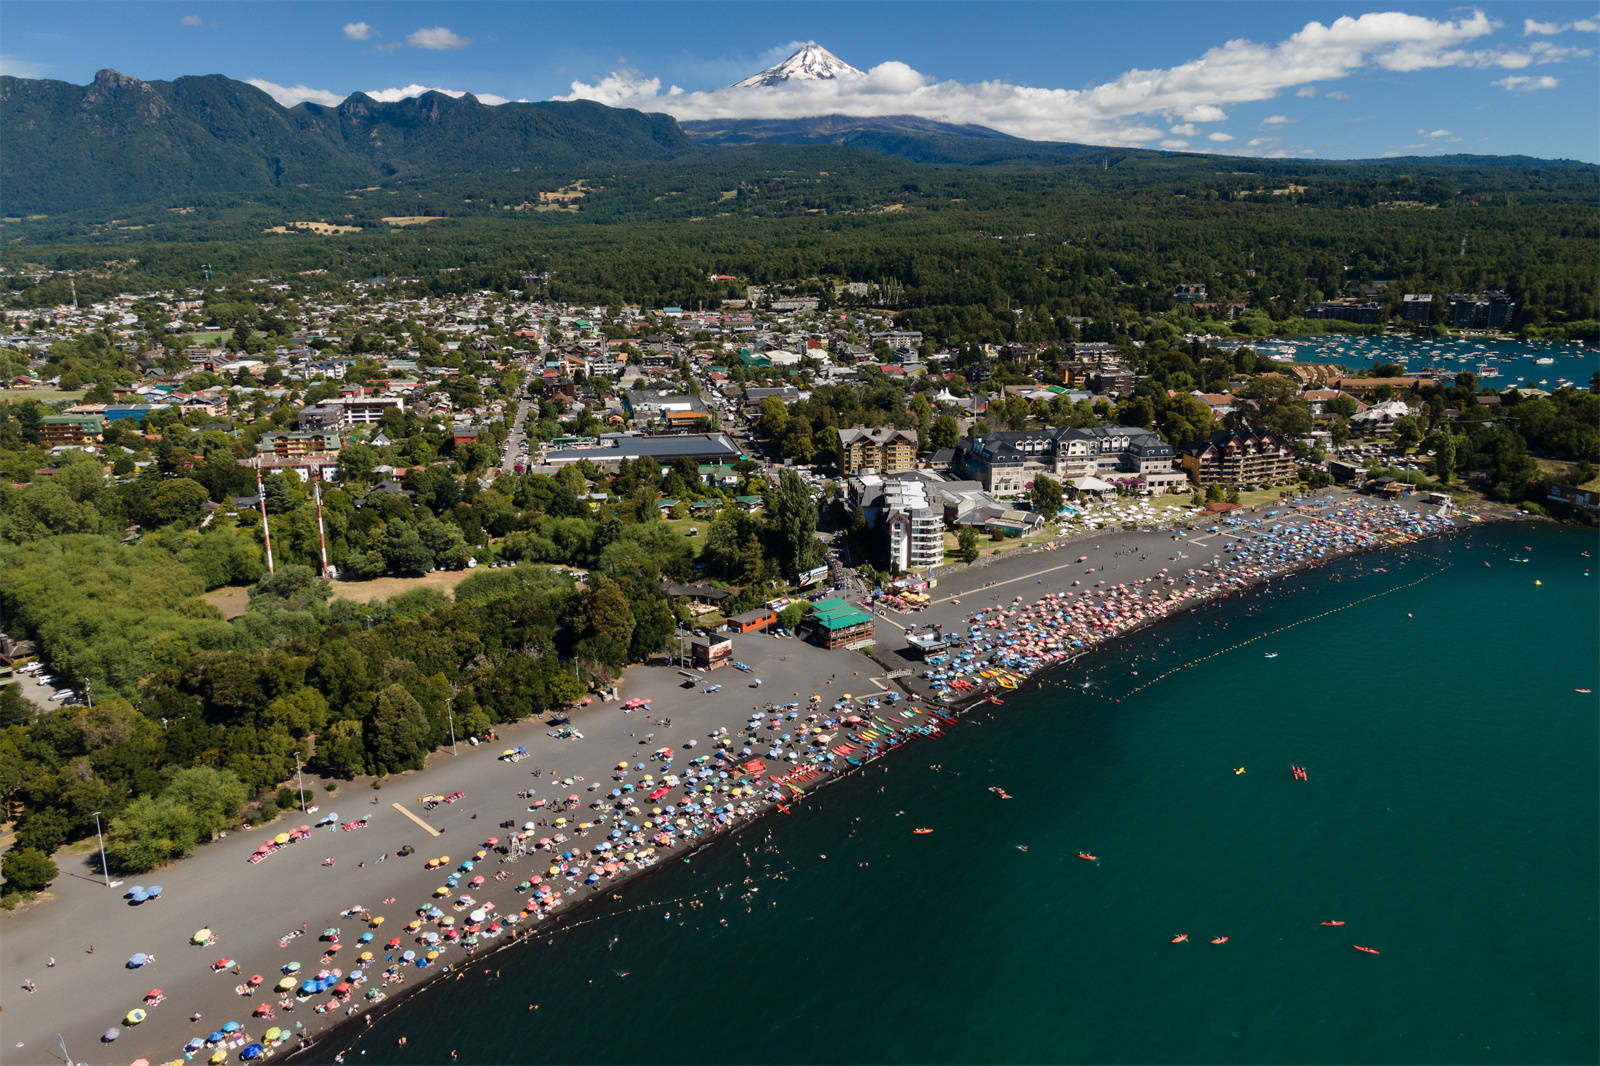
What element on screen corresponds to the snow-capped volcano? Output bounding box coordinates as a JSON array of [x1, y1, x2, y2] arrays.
[[730, 44, 865, 89]]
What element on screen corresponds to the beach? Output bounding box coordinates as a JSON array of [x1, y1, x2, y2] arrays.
[[0, 488, 1481, 1066]]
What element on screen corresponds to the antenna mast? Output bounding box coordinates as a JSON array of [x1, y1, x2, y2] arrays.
[[312, 470, 331, 580], [256, 461, 275, 574]]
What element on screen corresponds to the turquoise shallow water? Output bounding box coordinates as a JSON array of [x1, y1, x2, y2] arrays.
[[1241, 334, 1599, 389], [322, 522, 1599, 1065]]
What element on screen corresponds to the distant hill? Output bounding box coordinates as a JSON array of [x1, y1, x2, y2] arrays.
[[0, 69, 696, 214], [682, 114, 1132, 166]]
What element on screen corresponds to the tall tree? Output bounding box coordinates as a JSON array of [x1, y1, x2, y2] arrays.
[[764, 470, 822, 581]]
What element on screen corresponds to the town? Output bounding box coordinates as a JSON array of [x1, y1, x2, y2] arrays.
[[0, 271, 1594, 890]]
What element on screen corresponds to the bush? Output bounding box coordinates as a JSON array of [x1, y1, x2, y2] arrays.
[[2, 846, 60, 893], [255, 801, 279, 823], [276, 787, 297, 809]]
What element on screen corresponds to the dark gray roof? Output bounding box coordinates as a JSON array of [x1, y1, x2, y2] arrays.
[[545, 433, 742, 464]]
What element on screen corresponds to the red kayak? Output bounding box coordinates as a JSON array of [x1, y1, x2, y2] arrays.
[[1353, 945, 1380, 955], [1077, 851, 1098, 861], [1320, 920, 1346, 926]]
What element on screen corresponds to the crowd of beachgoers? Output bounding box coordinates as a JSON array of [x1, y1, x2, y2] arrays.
[[919, 496, 1462, 703], [8, 490, 1472, 1066]]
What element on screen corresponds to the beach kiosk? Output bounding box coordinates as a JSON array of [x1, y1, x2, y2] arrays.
[[806, 598, 877, 650], [690, 635, 733, 671]]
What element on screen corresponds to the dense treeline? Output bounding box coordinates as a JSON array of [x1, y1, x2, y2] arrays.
[[6, 147, 1596, 338], [0, 448, 825, 884]]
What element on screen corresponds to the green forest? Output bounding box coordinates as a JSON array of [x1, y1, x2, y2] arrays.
[[6, 146, 1598, 341]]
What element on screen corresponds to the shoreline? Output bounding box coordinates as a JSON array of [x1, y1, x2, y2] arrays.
[[296, 496, 1491, 1064], [2, 491, 1496, 1066]]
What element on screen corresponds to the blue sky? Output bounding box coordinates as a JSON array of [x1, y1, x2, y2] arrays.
[[3, 2, 1597, 160]]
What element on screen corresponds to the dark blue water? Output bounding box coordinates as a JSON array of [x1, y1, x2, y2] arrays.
[[322, 523, 1599, 1065]]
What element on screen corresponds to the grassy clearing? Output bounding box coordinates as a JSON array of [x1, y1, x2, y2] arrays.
[[0, 389, 85, 406]]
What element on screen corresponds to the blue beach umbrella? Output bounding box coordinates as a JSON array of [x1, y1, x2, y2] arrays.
[[242, 1043, 265, 1059], [127, 953, 149, 968], [208, 1031, 228, 1044], [128, 886, 146, 897], [147, 885, 162, 896]]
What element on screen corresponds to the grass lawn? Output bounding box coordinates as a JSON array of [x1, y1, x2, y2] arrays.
[[0, 389, 86, 406], [656, 515, 708, 558], [188, 330, 234, 345], [1534, 457, 1600, 492]]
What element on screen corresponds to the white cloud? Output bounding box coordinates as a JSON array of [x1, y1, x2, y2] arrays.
[[1423, 128, 1453, 138], [1208, 131, 1235, 142], [407, 26, 470, 51], [179, 14, 203, 27], [1260, 114, 1294, 126], [1167, 123, 1197, 136], [556, 10, 1536, 150], [1492, 74, 1560, 91], [248, 79, 346, 107], [0, 53, 49, 78], [1326, 89, 1350, 100], [247, 79, 512, 108], [1159, 138, 1191, 150], [363, 84, 511, 105], [1522, 16, 1596, 34], [1246, 137, 1275, 147], [343, 22, 373, 41]]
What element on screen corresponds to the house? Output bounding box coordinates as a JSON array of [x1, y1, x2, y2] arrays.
[[297, 393, 405, 429], [689, 634, 733, 670], [838, 427, 919, 476], [1548, 484, 1599, 516], [879, 480, 944, 572], [1448, 291, 1517, 330], [728, 609, 778, 634], [625, 390, 707, 426], [1350, 399, 1416, 434], [1305, 300, 1382, 325], [259, 431, 341, 458], [805, 598, 876, 649], [1402, 293, 1433, 325], [39, 414, 104, 446], [1174, 283, 1208, 303], [952, 425, 1185, 496], [1178, 424, 1296, 486]]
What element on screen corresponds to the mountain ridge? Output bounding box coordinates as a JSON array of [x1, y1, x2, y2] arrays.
[[0, 68, 696, 215]]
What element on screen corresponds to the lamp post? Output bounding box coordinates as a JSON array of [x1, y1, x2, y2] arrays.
[[90, 811, 110, 888], [446, 697, 458, 757], [84, 679, 92, 710], [293, 751, 307, 813]]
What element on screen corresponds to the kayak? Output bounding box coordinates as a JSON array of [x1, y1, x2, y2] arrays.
[[1210, 937, 1229, 945], [1321, 920, 1346, 927], [1077, 851, 1098, 861], [1353, 945, 1380, 955], [1171, 933, 1188, 943], [913, 828, 933, 835]]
